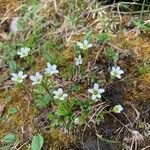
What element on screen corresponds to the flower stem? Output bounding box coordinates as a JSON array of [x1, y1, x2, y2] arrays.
[[41, 81, 53, 98]]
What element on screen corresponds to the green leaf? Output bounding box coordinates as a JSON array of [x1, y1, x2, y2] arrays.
[[139, 64, 150, 77], [101, 137, 119, 144], [35, 95, 51, 109], [56, 101, 72, 116], [29, 0, 39, 5], [8, 60, 17, 72], [48, 113, 64, 127], [42, 50, 52, 62], [70, 84, 81, 92], [31, 134, 44, 150], [105, 47, 118, 61], [48, 113, 56, 120], [84, 29, 93, 41], [97, 33, 109, 44], [119, 2, 129, 11], [3, 133, 16, 143], [133, 19, 150, 31], [25, 56, 33, 64], [71, 98, 79, 106], [8, 107, 18, 114], [33, 86, 45, 94]]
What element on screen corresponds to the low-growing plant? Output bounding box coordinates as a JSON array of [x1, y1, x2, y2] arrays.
[[105, 47, 118, 62], [139, 62, 150, 77], [133, 19, 150, 31], [1, 42, 18, 72], [1, 0, 149, 149], [9, 35, 125, 132], [97, 32, 110, 44]]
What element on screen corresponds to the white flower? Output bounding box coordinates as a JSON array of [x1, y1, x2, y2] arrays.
[[88, 83, 105, 100], [112, 105, 123, 113], [110, 66, 124, 79], [30, 72, 43, 85], [11, 71, 27, 83], [74, 118, 80, 125], [77, 40, 93, 50], [53, 88, 68, 101], [75, 55, 83, 66], [45, 63, 59, 76], [17, 47, 30, 58]]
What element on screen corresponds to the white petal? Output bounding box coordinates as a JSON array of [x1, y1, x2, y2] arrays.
[[21, 48, 27, 53], [98, 88, 105, 93], [20, 48, 24, 51], [35, 72, 40, 76], [26, 48, 30, 52], [54, 95, 58, 99], [40, 75, 43, 78], [17, 52, 22, 55], [77, 42, 83, 49], [94, 83, 99, 90], [84, 40, 88, 45], [78, 55, 81, 59], [116, 66, 120, 71], [55, 70, 59, 73], [116, 74, 121, 79], [20, 54, 24, 57], [23, 48, 27, 52], [52, 65, 57, 70], [118, 70, 124, 74], [59, 97, 65, 101], [30, 76, 36, 81], [63, 93, 68, 98], [11, 77, 16, 81], [22, 74, 27, 79], [79, 60, 82, 64], [18, 71, 23, 76], [92, 95, 96, 100], [61, 96, 66, 100], [76, 62, 79, 66], [112, 67, 116, 71], [53, 91, 59, 95], [47, 63, 51, 68], [88, 89, 93, 94], [75, 58, 80, 65], [87, 44, 93, 48], [75, 57, 78, 61], [118, 105, 123, 111], [96, 94, 101, 99], [36, 72, 43, 78], [12, 73, 17, 78], [45, 68, 49, 72], [58, 88, 63, 93]]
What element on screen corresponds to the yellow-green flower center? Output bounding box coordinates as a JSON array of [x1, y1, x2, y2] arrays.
[[93, 90, 98, 95], [113, 71, 118, 76], [58, 93, 63, 98], [17, 77, 22, 82]]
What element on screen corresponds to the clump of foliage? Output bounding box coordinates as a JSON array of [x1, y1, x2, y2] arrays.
[[9, 34, 124, 132], [1, 0, 150, 149]]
